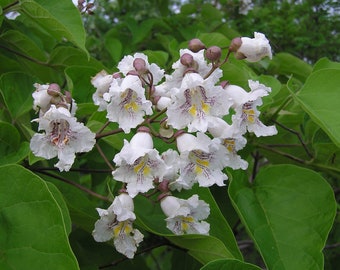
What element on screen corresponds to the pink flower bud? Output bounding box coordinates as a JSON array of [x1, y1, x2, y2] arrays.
[[47, 83, 61, 97], [180, 53, 194, 67], [205, 46, 222, 61], [188, 38, 206, 52], [229, 37, 242, 52], [133, 58, 148, 73]]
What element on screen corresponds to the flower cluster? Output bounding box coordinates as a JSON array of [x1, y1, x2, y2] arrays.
[[30, 83, 96, 171], [30, 32, 277, 258]]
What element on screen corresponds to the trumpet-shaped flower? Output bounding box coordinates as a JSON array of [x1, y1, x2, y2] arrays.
[[30, 105, 96, 171], [32, 83, 77, 117], [237, 32, 272, 62], [226, 80, 277, 137], [105, 75, 153, 133], [92, 193, 143, 259], [91, 70, 118, 111], [166, 73, 231, 132], [156, 49, 222, 98], [174, 132, 228, 190], [113, 131, 168, 198], [208, 118, 248, 170], [118, 52, 164, 84], [160, 195, 210, 235]]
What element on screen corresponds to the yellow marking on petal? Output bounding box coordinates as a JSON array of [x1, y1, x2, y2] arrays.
[[196, 158, 209, 167], [201, 101, 210, 113], [133, 157, 151, 176], [224, 139, 235, 153], [113, 221, 133, 237], [189, 105, 197, 116], [181, 216, 195, 232], [243, 109, 256, 123], [124, 102, 139, 112]]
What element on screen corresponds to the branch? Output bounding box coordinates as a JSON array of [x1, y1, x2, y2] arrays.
[[272, 120, 313, 158], [34, 169, 110, 201]]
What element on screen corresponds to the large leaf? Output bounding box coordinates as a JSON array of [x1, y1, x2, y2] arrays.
[[19, 0, 87, 53], [0, 29, 47, 62], [268, 52, 312, 82], [229, 165, 336, 270], [295, 69, 340, 147], [201, 259, 262, 270], [0, 164, 79, 269], [0, 72, 35, 121]]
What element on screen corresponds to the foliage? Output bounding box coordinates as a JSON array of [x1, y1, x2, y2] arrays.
[[0, 0, 339, 270]]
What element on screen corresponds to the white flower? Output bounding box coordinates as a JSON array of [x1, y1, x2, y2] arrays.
[[32, 83, 52, 116], [30, 105, 96, 171], [32, 83, 77, 117], [208, 118, 248, 170], [166, 73, 231, 132], [91, 70, 118, 111], [174, 132, 228, 190], [155, 49, 222, 99], [105, 75, 153, 133], [92, 193, 143, 259], [226, 80, 277, 137], [237, 32, 272, 62], [160, 195, 210, 235], [112, 131, 168, 198], [118, 52, 164, 84]]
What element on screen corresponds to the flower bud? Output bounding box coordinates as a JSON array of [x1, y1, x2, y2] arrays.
[[112, 72, 122, 79], [229, 37, 242, 52], [233, 32, 272, 62], [188, 38, 206, 52], [130, 128, 153, 149], [180, 53, 194, 67], [205, 46, 222, 61], [220, 80, 230, 89], [160, 195, 181, 217], [47, 83, 61, 97], [64, 91, 72, 104], [133, 58, 148, 73]]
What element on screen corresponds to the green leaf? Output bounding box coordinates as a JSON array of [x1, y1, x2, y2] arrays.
[[0, 164, 79, 269], [65, 66, 99, 104], [168, 234, 234, 265], [201, 259, 262, 270], [0, 29, 47, 62], [268, 53, 312, 82], [312, 58, 340, 72], [142, 50, 169, 68], [104, 32, 122, 63], [0, 72, 35, 121], [229, 165, 336, 270], [295, 69, 340, 147], [49, 46, 105, 70], [19, 0, 87, 53]]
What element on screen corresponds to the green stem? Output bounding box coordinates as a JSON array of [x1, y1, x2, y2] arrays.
[[35, 169, 110, 201]]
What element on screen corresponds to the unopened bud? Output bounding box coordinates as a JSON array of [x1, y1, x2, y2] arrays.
[[64, 91, 72, 103], [133, 58, 148, 73], [180, 53, 194, 67], [188, 38, 206, 52], [47, 83, 61, 97], [112, 72, 122, 79], [220, 80, 230, 89], [158, 180, 170, 193], [229, 37, 242, 52], [126, 70, 139, 76], [205, 46, 222, 61]]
